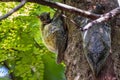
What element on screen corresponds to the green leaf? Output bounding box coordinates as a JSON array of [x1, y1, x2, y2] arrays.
[[42, 54, 66, 80], [0, 2, 65, 80]]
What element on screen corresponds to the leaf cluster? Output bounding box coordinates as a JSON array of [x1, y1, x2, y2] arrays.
[[0, 2, 65, 80]]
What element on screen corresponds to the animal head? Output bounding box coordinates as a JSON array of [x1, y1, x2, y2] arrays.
[[38, 12, 51, 25], [92, 4, 105, 14]]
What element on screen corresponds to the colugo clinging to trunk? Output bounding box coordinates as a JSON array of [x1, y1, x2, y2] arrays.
[[38, 12, 68, 63], [81, 4, 111, 76]]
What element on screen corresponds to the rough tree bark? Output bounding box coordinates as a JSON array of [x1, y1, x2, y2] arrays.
[[64, 0, 120, 80], [0, 0, 120, 80]]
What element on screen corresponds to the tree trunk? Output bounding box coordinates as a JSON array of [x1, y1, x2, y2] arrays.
[[64, 0, 120, 80], [0, 0, 120, 80]]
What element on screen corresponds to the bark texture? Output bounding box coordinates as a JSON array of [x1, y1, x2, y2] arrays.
[[0, 0, 120, 80], [63, 0, 120, 80]]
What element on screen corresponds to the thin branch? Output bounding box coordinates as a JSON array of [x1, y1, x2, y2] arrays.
[[0, 0, 27, 21], [62, 14, 80, 28], [82, 7, 120, 31], [0, 0, 119, 20], [34, 0, 100, 19], [0, 0, 100, 20], [117, 0, 120, 6]]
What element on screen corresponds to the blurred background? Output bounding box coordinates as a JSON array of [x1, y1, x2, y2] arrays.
[[0, 2, 66, 80]]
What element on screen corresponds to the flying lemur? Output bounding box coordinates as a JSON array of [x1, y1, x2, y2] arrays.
[[38, 12, 67, 63], [81, 4, 111, 76]]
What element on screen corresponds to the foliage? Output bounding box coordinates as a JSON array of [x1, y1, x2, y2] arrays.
[[0, 2, 65, 80]]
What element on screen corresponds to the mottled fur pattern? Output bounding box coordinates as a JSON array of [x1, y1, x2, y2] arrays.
[[39, 12, 67, 63], [81, 4, 111, 76]]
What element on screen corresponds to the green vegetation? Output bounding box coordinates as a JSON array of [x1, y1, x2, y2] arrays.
[[0, 2, 66, 80]]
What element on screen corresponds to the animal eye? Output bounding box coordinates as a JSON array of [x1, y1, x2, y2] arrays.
[[40, 16, 44, 21]]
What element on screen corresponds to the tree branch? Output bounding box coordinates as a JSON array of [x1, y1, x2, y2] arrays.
[[117, 0, 120, 6], [0, 0, 27, 21], [21, 0, 120, 21], [0, 0, 100, 20], [82, 7, 120, 31], [0, 0, 120, 23], [37, 0, 100, 19]]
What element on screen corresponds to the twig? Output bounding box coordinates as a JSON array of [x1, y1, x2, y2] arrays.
[[0, 0, 27, 21], [62, 14, 80, 28], [117, 0, 120, 6], [35, 0, 100, 20], [1, 0, 119, 21], [0, 0, 120, 22], [0, 0, 100, 20], [82, 7, 120, 31]]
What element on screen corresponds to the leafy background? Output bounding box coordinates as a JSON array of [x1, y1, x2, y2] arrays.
[[0, 2, 66, 80]]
